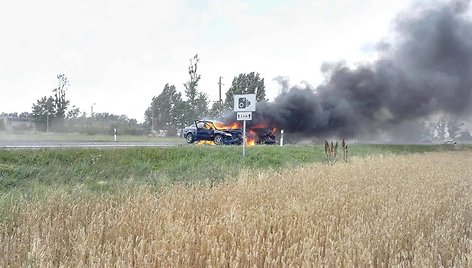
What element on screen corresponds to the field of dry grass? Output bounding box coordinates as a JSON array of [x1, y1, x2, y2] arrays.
[[1, 152, 472, 267]]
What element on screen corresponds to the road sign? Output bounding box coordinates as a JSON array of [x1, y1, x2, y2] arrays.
[[234, 94, 256, 112], [234, 94, 256, 158], [237, 112, 252, 121]]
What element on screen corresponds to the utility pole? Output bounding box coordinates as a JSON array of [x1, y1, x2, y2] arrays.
[[218, 76, 223, 103], [46, 111, 49, 133], [91, 103, 96, 118], [151, 102, 155, 135], [46, 102, 49, 133]]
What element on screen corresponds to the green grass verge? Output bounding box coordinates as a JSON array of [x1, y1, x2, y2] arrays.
[[0, 144, 468, 193], [0, 131, 184, 142], [0, 144, 469, 222], [0, 146, 315, 192]]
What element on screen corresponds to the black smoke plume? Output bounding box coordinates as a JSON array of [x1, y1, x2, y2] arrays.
[[237, 0, 472, 139]]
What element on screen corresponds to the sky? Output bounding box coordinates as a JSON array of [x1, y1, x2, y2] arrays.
[[0, 0, 413, 122]]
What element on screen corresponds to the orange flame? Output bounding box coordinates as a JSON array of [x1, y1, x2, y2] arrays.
[[246, 130, 258, 146], [197, 140, 216, 145], [213, 121, 241, 130], [192, 120, 278, 147], [246, 138, 256, 146]]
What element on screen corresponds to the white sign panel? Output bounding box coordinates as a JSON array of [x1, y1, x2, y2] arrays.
[[237, 112, 252, 121], [234, 94, 256, 112]]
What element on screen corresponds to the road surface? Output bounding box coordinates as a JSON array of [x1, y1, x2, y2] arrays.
[[0, 141, 184, 149]]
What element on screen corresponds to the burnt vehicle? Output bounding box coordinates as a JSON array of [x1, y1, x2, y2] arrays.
[[249, 127, 277, 145], [183, 120, 243, 145]]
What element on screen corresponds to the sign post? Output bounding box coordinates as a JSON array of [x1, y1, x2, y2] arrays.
[[243, 120, 246, 157], [234, 94, 256, 157]]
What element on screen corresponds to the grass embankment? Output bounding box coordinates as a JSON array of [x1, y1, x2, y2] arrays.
[[1, 152, 471, 266], [0, 146, 317, 192], [0, 144, 465, 195]]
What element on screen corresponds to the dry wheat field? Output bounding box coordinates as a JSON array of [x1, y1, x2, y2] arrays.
[[1, 152, 472, 267]]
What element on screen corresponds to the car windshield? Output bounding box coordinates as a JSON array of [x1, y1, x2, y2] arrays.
[[213, 121, 239, 130], [212, 122, 224, 129], [203, 122, 214, 129]]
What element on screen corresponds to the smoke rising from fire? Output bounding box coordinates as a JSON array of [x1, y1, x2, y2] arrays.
[[247, 0, 472, 139]]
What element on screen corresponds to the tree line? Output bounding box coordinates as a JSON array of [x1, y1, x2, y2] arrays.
[[2, 54, 470, 140], [30, 74, 80, 131], [1, 74, 142, 135], [429, 116, 471, 141], [1, 54, 267, 135], [143, 54, 266, 135]]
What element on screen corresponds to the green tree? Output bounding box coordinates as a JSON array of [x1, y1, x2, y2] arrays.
[[31, 74, 77, 131], [31, 96, 55, 131], [145, 84, 184, 135], [209, 101, 225, 118], [182, 54, 209, 123], [431, 116, 465, 141], [1, 112, 31, 118], [19, 112, 32, 118], [195, 92, 209, 118], [172, 100, 189, 129], [446, 116, 464, 139], [432, 116, 448, 141], [224, 72, 266, 109], [67, 106, 80, 119], [0, 118, 5, 131], [184, 54, 201, 105], [74, 113, 142, 135], [53, 74, 71, 122]]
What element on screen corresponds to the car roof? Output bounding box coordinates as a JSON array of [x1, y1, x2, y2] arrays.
[[197, 119, 222, 124]]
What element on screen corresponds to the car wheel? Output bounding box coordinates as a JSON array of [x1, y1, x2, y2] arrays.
[[186, 133, 194, 144], [214, 134, 224, 145]]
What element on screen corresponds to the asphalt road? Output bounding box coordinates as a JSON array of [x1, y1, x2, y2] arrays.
[[0, 141, 184, 149]]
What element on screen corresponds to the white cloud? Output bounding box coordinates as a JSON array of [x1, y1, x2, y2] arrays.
[[0, 0, 412, 121]]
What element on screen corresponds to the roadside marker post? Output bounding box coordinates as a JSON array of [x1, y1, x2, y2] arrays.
[[280, 129, 284, 146], [234, 94, 256, 158]]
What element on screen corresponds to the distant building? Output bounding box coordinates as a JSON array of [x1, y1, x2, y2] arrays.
[[1, 116, 34, 131]]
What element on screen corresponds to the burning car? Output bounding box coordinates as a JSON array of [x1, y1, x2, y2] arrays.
[[183, 120, 243, 145], [248, 127, 277, 145], [183, 120, 277, 145]]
